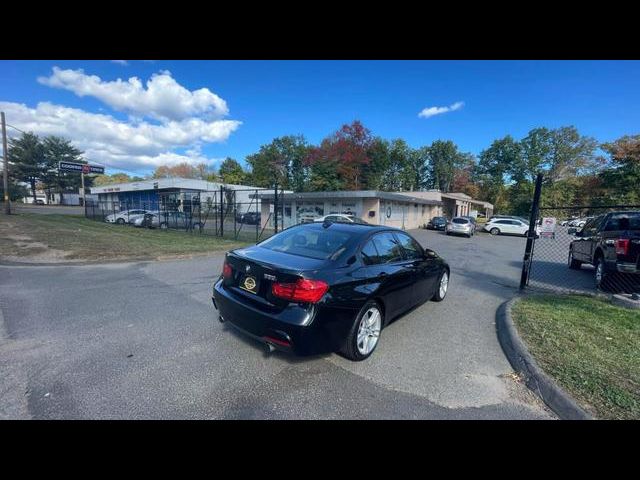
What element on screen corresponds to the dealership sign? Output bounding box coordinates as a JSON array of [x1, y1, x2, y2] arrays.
[[540, 217, 557, 238], [58, 161, 105, 174]]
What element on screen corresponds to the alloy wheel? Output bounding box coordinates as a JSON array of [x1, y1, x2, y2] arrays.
[[439, 271, 449, 298], [357, 307, 381, 355]]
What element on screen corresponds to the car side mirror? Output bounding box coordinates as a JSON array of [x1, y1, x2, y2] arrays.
[[424, 249, 437, 258]]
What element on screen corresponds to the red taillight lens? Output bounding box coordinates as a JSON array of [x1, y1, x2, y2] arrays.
[[271, 278, 329, 303], [615, 239, 630, 255], [222, 260, 233, 279]]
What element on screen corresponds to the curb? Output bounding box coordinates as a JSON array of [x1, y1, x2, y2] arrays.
[[496, 295, 593, 420]]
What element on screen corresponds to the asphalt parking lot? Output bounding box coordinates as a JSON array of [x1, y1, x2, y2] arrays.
[[0, 228, 555, 419]]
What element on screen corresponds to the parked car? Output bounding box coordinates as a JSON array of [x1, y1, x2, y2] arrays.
[[460, 216, 477, 234], [212, 222, 449, 360], [105, 209, 148, 224], [568, 217, 592, 228], [446, 217, 474, 237], [132, 211, 160, 228], [567, 211, 640, 291], [158, 211, 204, 231], [488, 215, 530, 224], [313, 214, 369, 225], [236, 211, 261, 225], [426, 216, 447, 231], [484, 218, 540, 237]]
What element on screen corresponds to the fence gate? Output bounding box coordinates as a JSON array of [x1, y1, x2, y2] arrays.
[[521, 173, 640, 294]]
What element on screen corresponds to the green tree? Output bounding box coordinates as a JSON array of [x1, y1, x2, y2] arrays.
[[93, 173, 134, 186], [8, 132, 46, 203], [218, 157, 247, 185], [427, 140, 466, 192], [361, 137, 390, 190], [519, 127, 553, 182], [245, 135, 310, 190], [598, 134, 640, 204], [41, 136, 85, 203], [547, 126, 598, 182], [477, 136, 522, 212]]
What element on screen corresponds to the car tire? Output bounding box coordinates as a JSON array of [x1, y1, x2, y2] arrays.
[[116, 218, 125, 225], [594, 256, 611, 292], [431, 269, 449, 302], [568, 249, 582, 269], [340, 300, 383, 361], [490, 228, 500, 235]]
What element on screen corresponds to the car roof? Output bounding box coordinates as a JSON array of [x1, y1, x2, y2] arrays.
[[291, 221, 395, 235]]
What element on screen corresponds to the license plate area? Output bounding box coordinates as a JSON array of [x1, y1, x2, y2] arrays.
[[239, 274, 259, 294]]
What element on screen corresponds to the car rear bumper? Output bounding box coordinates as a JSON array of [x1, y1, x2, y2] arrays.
[[212, 279, 345, 355], [616, 262, 640, 274]]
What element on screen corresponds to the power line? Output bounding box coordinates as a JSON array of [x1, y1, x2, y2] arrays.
[[5, 123, 27, 134]]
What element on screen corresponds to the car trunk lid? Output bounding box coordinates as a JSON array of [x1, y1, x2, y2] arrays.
[[223, 246, 328, 309]]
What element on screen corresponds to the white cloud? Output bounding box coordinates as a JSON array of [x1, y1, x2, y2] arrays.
[[0, 67, 242, 173], [0, 100, 241, 171], [111, 60, 129, 66], [418, 101, 465, 119], [38, 67, 229, 122]]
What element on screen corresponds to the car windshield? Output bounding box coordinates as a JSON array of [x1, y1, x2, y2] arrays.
[[452, 218, 468, 224], [259, 226, 355, 260]]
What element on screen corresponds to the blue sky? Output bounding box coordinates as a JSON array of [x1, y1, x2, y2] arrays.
[[1, 60, 639, 176]]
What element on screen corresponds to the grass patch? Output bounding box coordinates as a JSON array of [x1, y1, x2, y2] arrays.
[[0, 213, 248, 262], [512, 294, 640, 419]]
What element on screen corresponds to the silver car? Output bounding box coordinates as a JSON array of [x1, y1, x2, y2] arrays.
[[446, 217, 474, 238]]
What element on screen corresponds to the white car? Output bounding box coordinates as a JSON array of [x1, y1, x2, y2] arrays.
[[105, 209, 148, 224], [313, 214, 369, 225], [484, 218, 540, 237], [131, 211, 160, 228]]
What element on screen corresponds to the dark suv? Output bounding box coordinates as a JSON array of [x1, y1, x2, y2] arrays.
[[568, 211, 640, 291]]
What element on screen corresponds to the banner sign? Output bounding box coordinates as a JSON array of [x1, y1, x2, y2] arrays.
[[59, 161, 105, 174]]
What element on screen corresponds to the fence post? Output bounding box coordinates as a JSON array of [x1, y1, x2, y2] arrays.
[[520, 172, 544, 290], [255, 189, 259, 243], [274, 182, 279, 234], [219, 185, 224, 237]]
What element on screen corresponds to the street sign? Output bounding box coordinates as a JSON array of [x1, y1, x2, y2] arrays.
[[58, 161, 105, 174]]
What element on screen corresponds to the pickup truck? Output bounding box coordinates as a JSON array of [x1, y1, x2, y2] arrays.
[[568, 211, 640, 291]]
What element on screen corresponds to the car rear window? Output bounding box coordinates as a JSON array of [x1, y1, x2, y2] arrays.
[[452, 218, 468, 224], [604, 212, 640, 231], [259, 226, 354, 260]]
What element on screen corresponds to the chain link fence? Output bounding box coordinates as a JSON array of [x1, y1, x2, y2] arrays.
[[85, 187, 286, 244], [525, 205, 640, 294]]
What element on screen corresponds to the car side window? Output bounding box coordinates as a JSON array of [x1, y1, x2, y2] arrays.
[[395, 232, 423, 260], [371, 233, 404, 264], [360, 239, 381, 266], [582, 218, 598, 235]]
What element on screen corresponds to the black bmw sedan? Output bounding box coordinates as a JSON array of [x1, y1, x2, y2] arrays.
[[212, 222, 449, 361]]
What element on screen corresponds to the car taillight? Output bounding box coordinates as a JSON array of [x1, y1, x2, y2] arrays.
[[222, 260, 233, 279], [615, 239, 630, 255], [271, 278, 329, 303]]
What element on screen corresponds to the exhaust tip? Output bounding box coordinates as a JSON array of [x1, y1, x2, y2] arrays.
[[266, 343, 276, 353]]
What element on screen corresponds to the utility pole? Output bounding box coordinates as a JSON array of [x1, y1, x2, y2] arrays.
[[1, 112, 10, 215]]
